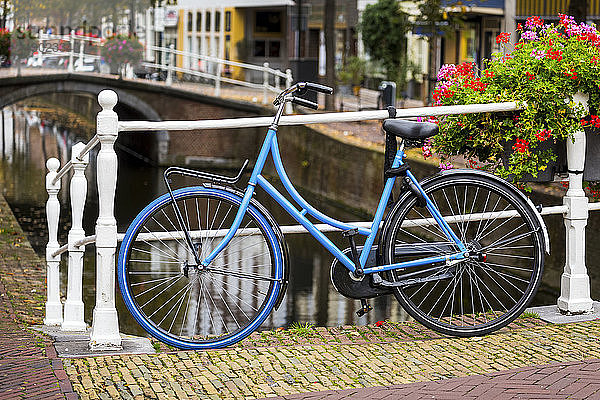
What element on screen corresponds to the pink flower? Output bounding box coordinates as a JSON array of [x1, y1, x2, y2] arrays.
[[439, 162, 454, 171]]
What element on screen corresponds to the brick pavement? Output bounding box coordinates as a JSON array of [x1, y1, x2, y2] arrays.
[[266, 358, 600, 399]]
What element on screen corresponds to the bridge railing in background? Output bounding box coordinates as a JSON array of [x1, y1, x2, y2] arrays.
[[44, 90, 600, 350], [31, 33, 293, 107]]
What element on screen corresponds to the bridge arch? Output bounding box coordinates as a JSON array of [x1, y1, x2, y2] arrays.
[[0, 77, 168, 162]]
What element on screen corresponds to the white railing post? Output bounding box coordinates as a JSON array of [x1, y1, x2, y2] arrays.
[[166, 44, 174, 86], [77, 39, 84, 71], [285, 68, 293, 114], [89, 90, 122, 350], [44, 158, 63, 326], [558, 91, 593, 314], [61, 142, 89, 331], [263, 62, 269, 105], [68, 30, 75, 72], [215, 60, 222, 97], [275, 70, 281, 91]]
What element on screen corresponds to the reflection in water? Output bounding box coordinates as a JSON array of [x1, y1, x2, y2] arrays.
[[1, 103, 599, 338]]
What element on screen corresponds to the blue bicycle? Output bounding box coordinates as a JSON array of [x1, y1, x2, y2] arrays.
[[118, 82, 548, 349]]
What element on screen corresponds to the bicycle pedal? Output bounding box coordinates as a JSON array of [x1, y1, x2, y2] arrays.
[[356, 300, 373, 317]]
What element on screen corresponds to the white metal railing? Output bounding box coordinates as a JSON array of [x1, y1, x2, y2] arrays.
[[29, 33, 293, 106], [44, 89, 599, 350]]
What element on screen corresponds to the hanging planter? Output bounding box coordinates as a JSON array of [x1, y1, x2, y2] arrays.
[[428, 14, 600, 191]]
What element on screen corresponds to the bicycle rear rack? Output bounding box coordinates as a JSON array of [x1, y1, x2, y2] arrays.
[[163, 160, 249, 186]]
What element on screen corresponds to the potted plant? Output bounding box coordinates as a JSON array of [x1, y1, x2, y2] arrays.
[[338, 56, 367, 96], [428, 14, 600, 191], [100, 35, 144, 76]]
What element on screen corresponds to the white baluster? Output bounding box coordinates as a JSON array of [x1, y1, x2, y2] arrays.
[[166, 44, 174, 86], [275, 70, 281, 91], [263, 62, 269, 105], [89, 90, 122, 350], [68, 30, 74, 72], [215, 60, 222, 97], [285, 68, 293, 114], [62, 142, 88, 331], [77, 39, 84, 71], [558, 91, 593, 314], [45, 158, 62, 326]]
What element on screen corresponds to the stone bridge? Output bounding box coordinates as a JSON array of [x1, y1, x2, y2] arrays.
[[0, 71, 269, 165]]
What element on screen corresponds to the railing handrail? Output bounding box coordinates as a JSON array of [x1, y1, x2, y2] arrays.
[[118, 101, 525, 132], [52, 136, 99, 185], [148, 44, 289, 79]]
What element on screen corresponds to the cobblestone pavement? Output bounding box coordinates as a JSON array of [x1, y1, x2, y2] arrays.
[[61, 321, 600, 400]]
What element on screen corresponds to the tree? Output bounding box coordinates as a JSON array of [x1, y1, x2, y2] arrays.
[[359, 0, 410, 86]]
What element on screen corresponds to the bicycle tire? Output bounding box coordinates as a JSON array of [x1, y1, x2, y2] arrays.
[[382, 171, 544, 337], [118, 186, 284, 349]]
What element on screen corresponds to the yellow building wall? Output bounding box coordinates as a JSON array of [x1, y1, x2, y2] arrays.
[[228, 8, 246, 80], [176, 9, 184, 69]]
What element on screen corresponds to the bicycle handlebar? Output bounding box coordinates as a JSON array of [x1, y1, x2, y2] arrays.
[[300, 82, 334, 95], [273, 81, 334, 107], [290, 96, 319, 110]]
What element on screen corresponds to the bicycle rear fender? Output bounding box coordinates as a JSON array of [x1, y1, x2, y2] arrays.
[[379, 169, 550, 255], [204, 184, 290, 310]]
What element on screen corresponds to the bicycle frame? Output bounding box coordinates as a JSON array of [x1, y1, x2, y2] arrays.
[[199, 120, 469, 275]]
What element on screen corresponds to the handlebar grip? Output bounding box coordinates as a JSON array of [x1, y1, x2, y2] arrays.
[[291, 96, 319, 110], [305, 82, 334, 95]]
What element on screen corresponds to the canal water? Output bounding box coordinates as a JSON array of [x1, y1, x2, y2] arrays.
[[1, 102, 599, 337]]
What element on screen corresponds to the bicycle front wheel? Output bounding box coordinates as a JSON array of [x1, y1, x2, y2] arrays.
[[383, 171, 544, 337], [118, 186, 284, 349]]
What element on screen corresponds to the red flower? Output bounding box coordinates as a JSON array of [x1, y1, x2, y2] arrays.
[[375, 321, 385, 327], [525, 72, 535, 80], [513, 138, 529, 153], [546, 49, 563, 61], [464, 78, 487, 92], [484, 70, 495, 78], [517, 23, 523, 30], [526, 16, 544, 28], [535, 129, 552, 141], [496, 32, 510, 44], [581, 115, 600, 128], [456, 62, 474, 77], [592, 56, 600, 65], [563, 68, 578, 80]]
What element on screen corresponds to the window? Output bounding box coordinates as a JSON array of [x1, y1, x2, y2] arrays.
[[187, 12, 193, 32], [225, 11, 231, 32], [255, 11, 282, 33], [196, 12, 202, 31], [268, 41, 280, 57], [254, 40, 266, 57], [215, 11, 221, 32], [206, 12, 211, 31]]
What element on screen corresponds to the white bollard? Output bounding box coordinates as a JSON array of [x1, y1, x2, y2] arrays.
[[557, 91, 594, 314], [262, 62, 269, 105], [285, 68, 294, 114], [61, 142, 89, 331], [89, 90, 122, 350], [45, 158, 63, 326]]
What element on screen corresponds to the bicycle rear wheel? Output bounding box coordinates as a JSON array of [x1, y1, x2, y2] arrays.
[[118, 186, 284, 349], [383, 172, 544, 336]]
